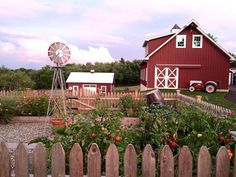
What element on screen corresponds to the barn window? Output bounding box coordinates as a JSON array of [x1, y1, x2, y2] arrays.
[[140, 68, 146, 81], [176, 35, 186, 48], [192, 35, 203, 48], [101, 86, 107, 93]]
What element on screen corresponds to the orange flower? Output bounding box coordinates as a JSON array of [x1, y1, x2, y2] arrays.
[[227, 149, 233, 159]]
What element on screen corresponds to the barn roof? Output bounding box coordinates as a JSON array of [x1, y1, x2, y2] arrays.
[[145, 19, 234, 60], [66, 72, 114, 84]]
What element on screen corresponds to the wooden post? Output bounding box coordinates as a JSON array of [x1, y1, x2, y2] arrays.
[[178, 146, 192, 177], [87, 143, 101, 177], [70, 143, 83, 177], [216, 146, 230, 177], [197, 146, 211, 177], [0, 142, 11, 177], [142, 144, 156, 177], [51, 143, 65, 177], [15, 143, 29, 177], [124, 144, 137, 177], [160, 145, 174, 177], [106, 144, 119, 177], [33, 143, 47, 177]]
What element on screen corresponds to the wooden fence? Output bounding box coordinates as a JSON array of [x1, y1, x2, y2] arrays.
[[160, 92, 232, 116], [67, 91, 145, 111], [0, 142, 233, 177]]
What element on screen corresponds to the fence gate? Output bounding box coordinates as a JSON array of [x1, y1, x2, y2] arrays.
[[155, 67, 179, 89]]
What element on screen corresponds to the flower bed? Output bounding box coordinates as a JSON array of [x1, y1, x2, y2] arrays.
[[30, 102, 236, 175]]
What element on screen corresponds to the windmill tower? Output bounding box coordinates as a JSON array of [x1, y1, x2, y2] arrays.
[[47, 42, 71, 120]]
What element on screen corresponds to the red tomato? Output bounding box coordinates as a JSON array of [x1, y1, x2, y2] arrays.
[[91, 133, 97, 138], [114, 136, 121, 142], [170, 141, 178, 149]]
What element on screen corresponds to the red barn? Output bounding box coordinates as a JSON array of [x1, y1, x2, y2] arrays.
[[66, 71, 114, 93], [140, 20, 233, 92]]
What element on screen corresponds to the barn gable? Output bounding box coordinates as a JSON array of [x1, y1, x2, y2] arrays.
[[141, 19, 233, 91], [145, 19, 233, 61]]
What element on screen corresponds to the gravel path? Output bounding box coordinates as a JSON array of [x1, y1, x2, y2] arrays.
[[0, 121, 52, 143]]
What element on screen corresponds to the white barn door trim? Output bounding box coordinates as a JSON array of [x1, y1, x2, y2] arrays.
[[155, 67, 179, 89]]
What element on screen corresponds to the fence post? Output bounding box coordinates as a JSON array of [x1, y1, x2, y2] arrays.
[[142, 144, 156, 177], [216, 146, 230, 177], [0, 142, 11, 177], [124, 144, 137, 177], [51, 143, 65, 177], [178, 146, 192, 177], [197, 146, 211, 177], [87, 143, 101, 177], [106, 144, 119, 177], [160, 145, 174, 177], [33, 143, 47, 177], [15, 143, 29, 177], [70, 143, 83, 177]]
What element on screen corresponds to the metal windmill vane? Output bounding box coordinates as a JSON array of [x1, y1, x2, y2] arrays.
[[47, 42, 71, 119]]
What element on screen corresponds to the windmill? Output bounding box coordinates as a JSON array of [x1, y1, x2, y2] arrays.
[[47, 42, 71, 122]]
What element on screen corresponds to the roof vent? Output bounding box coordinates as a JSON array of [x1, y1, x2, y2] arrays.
[[171, 24, 181, 33], [90, 69, 95, 73]]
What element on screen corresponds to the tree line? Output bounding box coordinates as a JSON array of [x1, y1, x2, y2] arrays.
[[0, 59, 142, 90]]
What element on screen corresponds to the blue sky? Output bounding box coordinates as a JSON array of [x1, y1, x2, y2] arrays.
[[0, 0, 236, 69]]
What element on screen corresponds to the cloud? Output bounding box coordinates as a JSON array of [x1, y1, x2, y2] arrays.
[[0, 30, 115, 68]]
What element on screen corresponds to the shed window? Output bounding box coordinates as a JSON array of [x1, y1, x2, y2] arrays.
[[176, 35, 186, 48], [192, 35, 203, 48], [101, 86, 106, 93]]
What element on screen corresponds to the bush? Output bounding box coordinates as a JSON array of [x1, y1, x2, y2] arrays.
[[119, 95, 146, 117], [17, 96, 49, 116], [0, 97, 17, 123]]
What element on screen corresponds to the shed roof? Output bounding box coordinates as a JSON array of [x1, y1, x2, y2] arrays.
[[66, 72, 114, 84]]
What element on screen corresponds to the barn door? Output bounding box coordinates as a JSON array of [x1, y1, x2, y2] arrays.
[[155, 67, 179, 89]]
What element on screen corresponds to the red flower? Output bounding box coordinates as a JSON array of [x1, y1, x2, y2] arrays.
[[227, 111, 233, 117]]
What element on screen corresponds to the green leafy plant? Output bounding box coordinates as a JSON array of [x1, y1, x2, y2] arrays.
[[0, 97, 17, 123], [119, 95, 146, 117], [17, 96, 49, 116]]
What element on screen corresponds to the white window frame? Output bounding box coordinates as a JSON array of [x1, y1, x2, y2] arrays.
[[101, 86, 107, 93], [83, 84, 97, 92], [192, 35, 203, 48], [176, 35, 186, 48], [72, 86, 78, 91], [140, 68, 147, 81]]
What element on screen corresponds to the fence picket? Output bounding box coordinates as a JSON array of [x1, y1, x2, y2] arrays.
[[160, 145, 174, 177], [15, 143, 28, 177], [70, 143, 83, 177], [88, 143, 101, 177], [106, 144, 119, 177], [33, 143, 47, 177], [124, 144, 137, 177], [197, 146, 211, 177], [178, 146, 192, 177], [51, 143, 65, 177], [142, 144, 156, 177], [0, 142, 11, 177], [216, 146, 230, 177]]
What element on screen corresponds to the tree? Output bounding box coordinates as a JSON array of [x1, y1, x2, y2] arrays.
[[229, 53, 236, 67], [0, 70, 34, 90], [207, 33, 217, 42]]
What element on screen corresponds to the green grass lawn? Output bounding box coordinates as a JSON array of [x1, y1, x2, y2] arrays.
[[180, 90, 236, 112]]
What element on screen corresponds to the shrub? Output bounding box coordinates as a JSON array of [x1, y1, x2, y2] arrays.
[[17, 96, 49, 116], [0, 97, 17, 123], [119, 95, 146, 117]]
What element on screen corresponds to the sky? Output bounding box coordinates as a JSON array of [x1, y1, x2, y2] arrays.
[[0, 0, 236, 69]]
